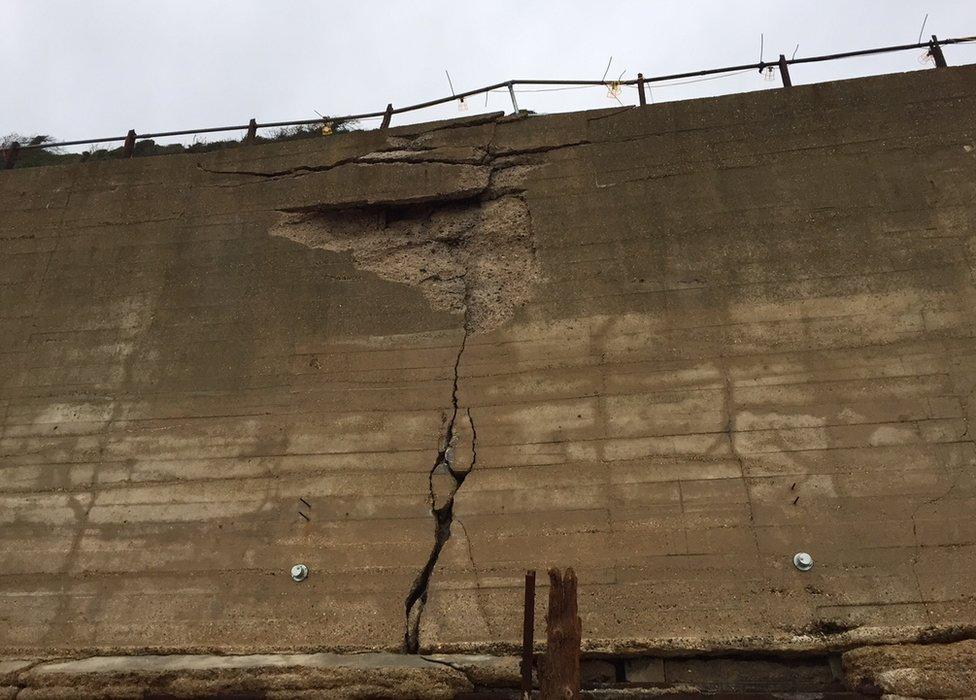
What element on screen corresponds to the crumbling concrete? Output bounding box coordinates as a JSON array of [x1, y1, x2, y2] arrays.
[[2, 67, 976, 697], [270, 143, 544, 333]]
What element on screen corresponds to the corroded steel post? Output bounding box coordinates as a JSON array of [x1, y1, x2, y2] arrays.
[[123, 130, 136, 158], [779, 54, 792, 87], [929, 35, 948, 67], [540, 568, 581, 699]]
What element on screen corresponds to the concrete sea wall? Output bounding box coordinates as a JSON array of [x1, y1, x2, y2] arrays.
[[2, 66, 976, 695]]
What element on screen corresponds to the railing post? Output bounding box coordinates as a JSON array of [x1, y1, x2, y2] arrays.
[[540, 568, 581, 699], [3, 141, 20, 170], [507, 82, 520, 114], [245, 118, 258, 144], [929, 35, 948, 68], [380, 103, 393, 130], [521, 570, 536, 699], [778, 54, 792, 87], [637, 73, 647, 106], [122, 130, 136, 158]]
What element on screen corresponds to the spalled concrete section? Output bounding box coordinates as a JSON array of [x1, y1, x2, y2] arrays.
[[273, 194, 539, 333], [2, 67, 976, 696]]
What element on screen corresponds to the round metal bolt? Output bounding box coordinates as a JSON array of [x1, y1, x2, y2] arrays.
[[290, 563, 308, 582], [793, 552, 814, 571]]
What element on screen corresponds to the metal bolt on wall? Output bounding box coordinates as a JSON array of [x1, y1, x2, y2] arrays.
[[793, 552, 814, 571]]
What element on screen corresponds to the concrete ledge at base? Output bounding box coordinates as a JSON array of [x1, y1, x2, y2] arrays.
[[8, 645, 972, 697], [5, 653, 479, 699]]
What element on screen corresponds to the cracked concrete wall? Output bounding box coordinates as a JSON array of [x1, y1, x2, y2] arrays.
[[2, 65, 976, 684]]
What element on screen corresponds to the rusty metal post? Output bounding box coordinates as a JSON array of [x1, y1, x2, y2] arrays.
[[122, 130, 136, 158], [540, 568, 581, 699], [245, 118, 258, 143], [778, 54, 792, 87], [380, 103, 393, 130], [3, 141, 20, 170], [521, 570, 536, 698], [637, 73, 647, 106], [929, 35, 948, 68]]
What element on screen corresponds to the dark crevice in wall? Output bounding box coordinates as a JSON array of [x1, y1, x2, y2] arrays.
[[259, 130, 588, 652], [404, 326, 473, 653], [195, 161, 351, 179], [195, 155, 483, 183]]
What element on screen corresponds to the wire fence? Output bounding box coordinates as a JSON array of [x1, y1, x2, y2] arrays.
[[3, 33, 975, 168]]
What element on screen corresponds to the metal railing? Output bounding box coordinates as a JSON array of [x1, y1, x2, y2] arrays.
[[3, 34, 975, 169]]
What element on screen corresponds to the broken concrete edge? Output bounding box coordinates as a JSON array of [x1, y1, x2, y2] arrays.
[[3, 640, 974, 696], [197, 136, 587, 186]]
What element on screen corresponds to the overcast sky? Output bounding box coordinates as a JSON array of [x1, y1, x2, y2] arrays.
[[4, 1, 975, 146]]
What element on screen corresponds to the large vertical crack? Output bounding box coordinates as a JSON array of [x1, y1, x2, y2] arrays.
[[403, 322, 475, 652]]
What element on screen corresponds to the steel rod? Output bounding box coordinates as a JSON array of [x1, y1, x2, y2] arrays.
[[521, 570, 536, 699]]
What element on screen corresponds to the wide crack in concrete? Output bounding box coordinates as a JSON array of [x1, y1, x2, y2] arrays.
[[403, 327, 476, 653], [264, 129, 581, 652]]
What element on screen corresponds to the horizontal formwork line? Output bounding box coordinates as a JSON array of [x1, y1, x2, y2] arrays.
[[2, 460, 965, 498]]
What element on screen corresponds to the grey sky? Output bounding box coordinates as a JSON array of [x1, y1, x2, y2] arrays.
[[5, 1, 975, 145]]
